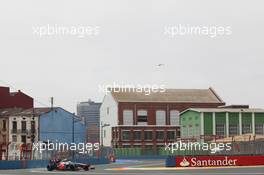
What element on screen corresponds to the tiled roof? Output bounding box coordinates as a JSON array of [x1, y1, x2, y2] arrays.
[[111, 87, 224, 103], [0, 107, 55, 117], [19, 107, 55, 115], [215, 134, 264, 142], [0, 108, 24, 116], [185, 108, 264, 113]]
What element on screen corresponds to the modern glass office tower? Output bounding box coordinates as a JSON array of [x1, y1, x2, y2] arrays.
[[77, 100, 101, 143]]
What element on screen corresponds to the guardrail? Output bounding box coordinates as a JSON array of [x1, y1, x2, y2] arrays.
[[0, 158, 110, 170], [113, 141, 264, 158], [166, 155, 264, 167]]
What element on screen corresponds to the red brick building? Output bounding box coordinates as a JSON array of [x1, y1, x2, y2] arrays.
[[0, 87, 33, 109], [100, 87, 225, 149]]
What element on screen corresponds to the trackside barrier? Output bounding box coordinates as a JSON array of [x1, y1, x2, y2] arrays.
[[165, 156, 176, 167], [114, 147, 209, 158], [0, 158, 110, 170], [166, 155, 264, 167], [113, 141, 264, 158]]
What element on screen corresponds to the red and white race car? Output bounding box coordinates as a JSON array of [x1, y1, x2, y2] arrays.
[[47, 159, 95, 171]]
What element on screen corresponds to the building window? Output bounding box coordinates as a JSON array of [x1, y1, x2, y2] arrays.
[[156, 110, 166, 125], [21, 135, 26, 144], [229, 124, 239, 136], [107, 107, 110, 115], [122, 145, 131, 148], [134, 131, 141, 140], [116, 131, 119, 140], [242, 124, 252, 134], [31, 121, 36, 133], [157, 144, 164, 148], [103, 130, 106, 138], [181, 125, 187, 137], [255, 124, 264, 135], [167, 131, 175, 141], [144, 131, 153, 140], [216, 124, 225, 137], [2, 135, 6, 143], [123, 110, 133, 125], [21, 121, 27, 133], [170, 110, 180, 126], [194, 124, 200, 136], [122, 130, 131, 140], [137, 110, 148, 125], [133, 145, 141, 148], [12, 121, 17, 133], [145, 145, 153, 149], [12, 135, 17, 142], [188, 125, 193, 137], [177, 130, 180, 137], [112, 130, 116, 140], [156, 131, 164, 140], [2, 120, 6, 131]]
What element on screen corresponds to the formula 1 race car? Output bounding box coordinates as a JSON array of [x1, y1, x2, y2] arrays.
[[47, 159, 95, 171]]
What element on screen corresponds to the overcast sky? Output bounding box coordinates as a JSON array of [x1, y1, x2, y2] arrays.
[[0, 0, 263, 112]]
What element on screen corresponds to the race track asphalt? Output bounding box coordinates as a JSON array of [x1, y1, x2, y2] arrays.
[[0, 159, 263, 175]]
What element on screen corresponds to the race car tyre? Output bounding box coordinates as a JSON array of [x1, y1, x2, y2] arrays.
[[70, 165, 75, 171], [47, 165, 53, 171], [84, 166, 89, 171]]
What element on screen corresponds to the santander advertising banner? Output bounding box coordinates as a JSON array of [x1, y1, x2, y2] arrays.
[[176, 156, 264, 167]]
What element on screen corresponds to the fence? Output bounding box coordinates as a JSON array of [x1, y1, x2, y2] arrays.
[[0, 157, 110, 170], [3, 141, 264, 160], [1, 145, 110, 169], [113, 141, 264, 158], [2, 143, 108, 161]]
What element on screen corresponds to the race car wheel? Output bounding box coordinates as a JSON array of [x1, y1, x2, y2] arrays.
[[84, 166, 89, 171], [70, 165, 75, 171], [47, 165, 53, 171]]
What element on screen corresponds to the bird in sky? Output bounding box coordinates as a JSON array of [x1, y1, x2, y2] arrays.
[[157, 64, 165, 67]]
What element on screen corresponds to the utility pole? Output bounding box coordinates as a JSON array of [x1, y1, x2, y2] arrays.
[[72, 113, 75, 160], [50, 97, 54, 110], [101, 121, 103, 147]]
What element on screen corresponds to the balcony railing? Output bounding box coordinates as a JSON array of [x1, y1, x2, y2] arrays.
[[11, 129, 36, 134], [11, 129, 18, 134], [21, 129, 28, 134]]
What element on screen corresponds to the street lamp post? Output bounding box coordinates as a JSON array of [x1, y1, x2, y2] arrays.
[[72, 113, 80, 160]]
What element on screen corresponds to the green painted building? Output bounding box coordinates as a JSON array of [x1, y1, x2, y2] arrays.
[[180, 108, 264, 139]]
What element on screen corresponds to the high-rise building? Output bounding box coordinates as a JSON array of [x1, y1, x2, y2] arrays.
[[77, 100, 101, 143]]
